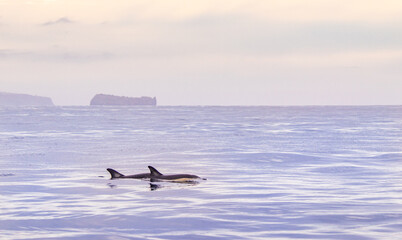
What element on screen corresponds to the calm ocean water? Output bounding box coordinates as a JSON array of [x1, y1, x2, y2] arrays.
[[0, 106, 402, 240]]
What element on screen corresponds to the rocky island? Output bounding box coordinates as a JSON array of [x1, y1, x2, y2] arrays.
[[90, 94, 157, 106], [0, 92, 54, 106]]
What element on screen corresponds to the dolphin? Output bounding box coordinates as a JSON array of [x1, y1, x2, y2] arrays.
[[107, 168, 151, 179], [148, 166, 206, 182]]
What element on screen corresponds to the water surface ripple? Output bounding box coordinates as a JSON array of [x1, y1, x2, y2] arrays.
[[1, 106, 402, 239]]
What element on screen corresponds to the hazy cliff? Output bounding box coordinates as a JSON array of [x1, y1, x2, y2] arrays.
[[0, 92, 54, 106], [90, 94, 157, 106]]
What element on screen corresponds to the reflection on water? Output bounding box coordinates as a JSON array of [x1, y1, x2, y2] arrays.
[[0, 106, 402, 239], [150, 183, 161, 191]]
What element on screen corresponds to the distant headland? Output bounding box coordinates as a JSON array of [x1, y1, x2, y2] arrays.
[[90, 94, 157, 106], [0, 92, 54, 106]]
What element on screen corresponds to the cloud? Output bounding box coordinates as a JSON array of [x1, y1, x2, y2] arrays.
[[0, 49, 28, 59], [42, 17, 74, 26], [118, 14, 402, 59], [2, 2, 402, 67], [0, 48, 113, 62]]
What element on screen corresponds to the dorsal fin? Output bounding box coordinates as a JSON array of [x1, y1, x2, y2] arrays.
[[107, 168, 125, 179], [148, 166, 163, 176]]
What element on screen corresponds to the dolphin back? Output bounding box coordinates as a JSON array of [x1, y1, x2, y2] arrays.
[[147, 166, 204, 182], [107, 168, 125, 179], [148, 166, 163, 176]]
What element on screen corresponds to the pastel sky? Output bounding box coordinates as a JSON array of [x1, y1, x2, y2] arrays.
[[1, 0, 402, 105]]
